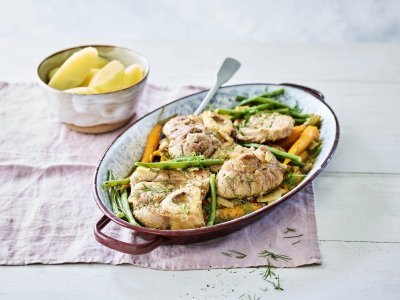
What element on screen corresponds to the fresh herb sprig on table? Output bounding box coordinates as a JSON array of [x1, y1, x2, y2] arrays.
[[283, 226, 303, 245], [221, 249, 247, 259], [258, 250, 292, 291], [284, 227, 296, 234]]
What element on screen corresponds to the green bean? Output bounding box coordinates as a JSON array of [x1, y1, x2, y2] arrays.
[[119, 188, 141, 226], [207, 174, 217, 226], [215, 108, 245, 117], [171, 154, 206, 161], [294, 118, 307, 125], [287, 110, 310, 119], [235, 95, 247, 101], [135, 159, 224, 170], [304, 114, 321, 126], [237, 97, 284, 108], [102, 178, 131, 188], [235, 89, 285, 102], [106, 171, 124, 217], [259, 88, 285, 98], [241, 143, 305, 167], [216, 104, 271, 118]]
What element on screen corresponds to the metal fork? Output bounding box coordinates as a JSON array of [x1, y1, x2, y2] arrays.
[[193, 57, 241, 116]]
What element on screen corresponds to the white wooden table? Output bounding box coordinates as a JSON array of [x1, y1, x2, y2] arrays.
[[1, 40, 399, 299]]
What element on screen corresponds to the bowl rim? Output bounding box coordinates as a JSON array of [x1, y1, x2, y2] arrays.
[[36, 44, 150, 96], [92, 82, 340, 237]]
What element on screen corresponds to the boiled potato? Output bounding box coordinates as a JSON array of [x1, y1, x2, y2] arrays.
[[49, 47, 98, 90], [122, 64, 144, 89], [64, 87, 99, 94], [80, 68, 100, 87], [48, 67, 59, 81], [94, 56, 109, 68], [89, 60, 125, 93]]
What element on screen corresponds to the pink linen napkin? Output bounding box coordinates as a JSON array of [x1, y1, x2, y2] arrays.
[[0, 82, 321, 269]]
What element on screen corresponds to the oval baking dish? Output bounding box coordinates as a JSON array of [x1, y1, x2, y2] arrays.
[[93, 83, 340, 255]]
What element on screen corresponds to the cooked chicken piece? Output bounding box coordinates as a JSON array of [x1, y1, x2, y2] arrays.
[[235, 113, 294, 143], [128, 181, 173, 207], [212, 143, 252, 160], [129, 167, 210, 229], [163, 115, 222, 158], [216, 146, 284, 199], [130, 167, 210, 196], [163, 115, 203, 139], [160, 186, 205, 229], [171, 130, 221, 158], [210, 143, 252, 172], [200, 111, 234, 143], [134, 205, 170, 229]]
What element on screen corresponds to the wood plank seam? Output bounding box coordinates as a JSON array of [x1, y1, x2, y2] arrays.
[[320, 240, 400, 244]]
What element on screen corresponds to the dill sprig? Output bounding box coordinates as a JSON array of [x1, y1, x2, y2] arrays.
[[283, 173, 306, 190], [179, 203, 190, 216], [221, 249, 247, 259], [141, 183, 172, 194], [258, 250, 291, 262]]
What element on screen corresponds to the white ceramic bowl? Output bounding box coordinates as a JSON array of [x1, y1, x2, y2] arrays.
[[37, 45, 149, 133]]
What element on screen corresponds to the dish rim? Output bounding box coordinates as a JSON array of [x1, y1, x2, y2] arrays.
[[92, 82, 340, 236]]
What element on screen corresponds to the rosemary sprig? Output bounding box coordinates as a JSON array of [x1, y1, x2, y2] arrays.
[[283, 234, 304, 239], [258, 250, 291, 262], [221, 249, 247, 259], [258, 250, 291, 292], [266, 274, 284, 291], [260, 260, 276, 280], [283, 227, 296, 234], [239, 294, 260, 300]]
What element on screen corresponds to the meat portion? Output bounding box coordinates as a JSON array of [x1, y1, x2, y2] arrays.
[[129, 181, 173, 207], [130, 166, 209, 195], [216, 146, 284, 199], [235, 113, 294, 143], [163, 114, 232, 159], [161, 186, 204, 229], [133, 205, 170, 229], [212, 143, 252, 160], [200, 111, 234, 143], [129, 167, 210, 229]]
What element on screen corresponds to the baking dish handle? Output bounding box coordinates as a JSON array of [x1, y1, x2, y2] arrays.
[[280, 83, 325, 102], [94, 215, 166, 255]]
